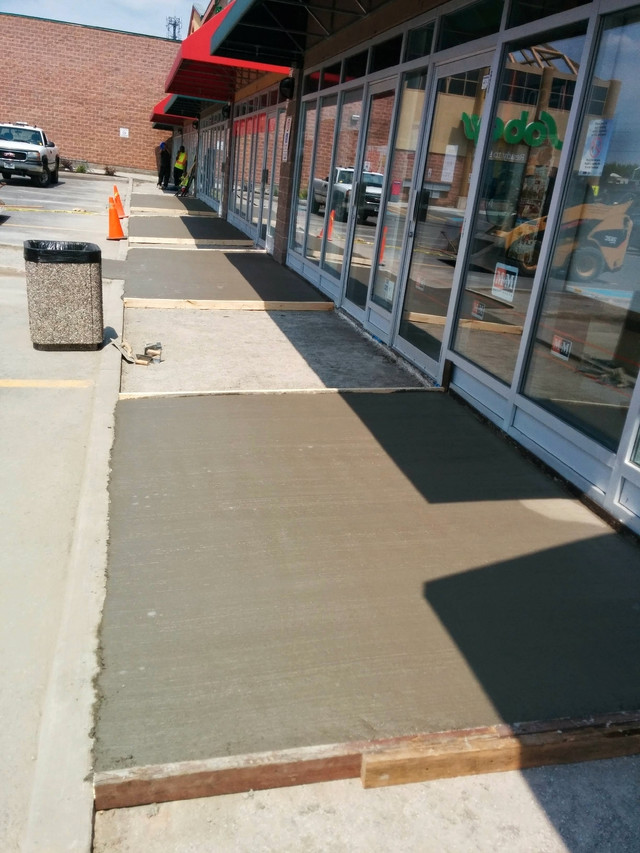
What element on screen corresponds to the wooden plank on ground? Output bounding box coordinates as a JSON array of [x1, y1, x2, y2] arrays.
[[123, 298, 334, 311], [94, 743, 363, 811], [361, 713, 640, 788], [94, 711, 640, 809]]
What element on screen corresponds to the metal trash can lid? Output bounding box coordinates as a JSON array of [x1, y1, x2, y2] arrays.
[[23, 240, 102, 264]]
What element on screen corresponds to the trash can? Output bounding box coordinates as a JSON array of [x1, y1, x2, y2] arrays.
[[24, 240, 104, 350]]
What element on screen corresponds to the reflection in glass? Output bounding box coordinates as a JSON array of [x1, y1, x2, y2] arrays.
[[523, 13, 640, 451], [372, 70, 428, 311], [243, 118, 254, 220], [322, 63, 342, 89], [398, 66, 490, 362], [213, 125, 225, 203], [252, 113, 265, 227], [405, 22, 434, 62], [268, 111, 283, 241], [344, 51, 368, 82], [305, 96, 338, 267], [454, 32, 586, 384], [292, 101, 317, 254], [633, 428, 640, 468], [230, 119, 245, 216], [345, 88, 395, 308], [321, 89, 364, 281], [438, 0, 502, 51], [371, 36, 402, 73]]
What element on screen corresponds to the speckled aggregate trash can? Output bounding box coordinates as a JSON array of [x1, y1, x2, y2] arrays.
[[24, 240, 104, 350]]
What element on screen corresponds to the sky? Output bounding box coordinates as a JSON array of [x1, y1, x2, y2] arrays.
[[2, 0, 199, 39]]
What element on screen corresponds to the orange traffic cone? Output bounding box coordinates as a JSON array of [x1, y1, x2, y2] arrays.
[[327, 209, 335, 241], [113, 185, 126, 218], [107, 197, 125, 240]]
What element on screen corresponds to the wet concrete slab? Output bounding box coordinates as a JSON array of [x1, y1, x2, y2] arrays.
[[119, 310, 425, 396], [128, 216, 253, 246], [107, 248, 331, 302], [95, 391, 640, 774], [130, 193, 217, 216]]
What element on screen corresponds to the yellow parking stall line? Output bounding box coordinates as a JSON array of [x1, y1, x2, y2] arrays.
[[0, 379, 93, 388], [0, 206, 98, 214], [0, 223, 103, 232]]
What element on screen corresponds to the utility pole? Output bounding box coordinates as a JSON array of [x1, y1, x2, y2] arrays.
[[166, 16, 182, 40]]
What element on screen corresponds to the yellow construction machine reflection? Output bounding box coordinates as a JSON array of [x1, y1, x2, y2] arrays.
[[475, 193, 635, 282]]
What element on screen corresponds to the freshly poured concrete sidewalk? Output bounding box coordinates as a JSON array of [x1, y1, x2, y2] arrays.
[[95, 184, 640, 810]]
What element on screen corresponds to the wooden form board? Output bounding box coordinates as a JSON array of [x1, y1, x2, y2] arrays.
[[123, 298, 334, 311], [94, 711, 640, 810], [362, 714, 640, 788]]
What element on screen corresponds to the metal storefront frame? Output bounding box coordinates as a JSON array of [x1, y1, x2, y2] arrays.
[[280, 0, 640, 534]]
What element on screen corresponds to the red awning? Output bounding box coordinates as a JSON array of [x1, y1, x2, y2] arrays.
[[165, 0, 289, 101], [150, 95, 188, 127]]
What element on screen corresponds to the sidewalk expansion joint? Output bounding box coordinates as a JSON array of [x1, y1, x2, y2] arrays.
[[128, 237, 254, 247], [123, 298, 334, 311]]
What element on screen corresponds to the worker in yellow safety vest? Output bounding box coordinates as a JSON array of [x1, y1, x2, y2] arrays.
[[173, 146, 187, 188]]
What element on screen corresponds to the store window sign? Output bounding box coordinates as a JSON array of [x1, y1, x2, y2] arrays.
[[551, 334, 572, 361], [578, 119, 614, 177], [472, 299, 485, 320], [282, 115, 292, 162], [441, 144, 457, 182], [492, 262, 518, 303], [462, 110, 563, 150]]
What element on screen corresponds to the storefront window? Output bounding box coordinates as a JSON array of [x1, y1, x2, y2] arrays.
[[252, 114, 266, 227], [292, 100, 318, 254], [230, 119, 246, 215], [344, 51, 368, 82], [371, 70, 428, 311], [398, 64, 491, 362], [321, 88, 364, 281], [268, 111, 284, 242], [508, 0, 588, 29], [405, 22, 434, 62], [453, 30, 586, 384], [438, 0, 502, 51], [371, 35, 403, 73], [633, 428, 640, 468], [321, 63, 341, 89], [345, 86, 395, 308], [523, 12, 640, 451], [305, 95, 338, 267]]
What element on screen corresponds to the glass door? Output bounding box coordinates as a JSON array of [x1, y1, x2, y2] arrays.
[[265, 108, 284, 254], [255, 109, 283, 250], [344, 80, 397, 316], [367, 68, 430, 335], [317, 88, 364, 283], [395, 57, 492, 372]]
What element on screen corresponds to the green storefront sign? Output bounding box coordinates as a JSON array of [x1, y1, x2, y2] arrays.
[[462, 110, 563, 150]]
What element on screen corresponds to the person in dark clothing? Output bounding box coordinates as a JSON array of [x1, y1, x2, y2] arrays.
[[157, 142, 170, 189]]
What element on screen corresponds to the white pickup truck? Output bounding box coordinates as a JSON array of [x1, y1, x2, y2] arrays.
[[311, 166, 383, 223], [0, 122, 60, 186]]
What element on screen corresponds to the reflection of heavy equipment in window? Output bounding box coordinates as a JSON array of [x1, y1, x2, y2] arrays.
[[501, 195, 634, 281], [471, 195, 636, 282]]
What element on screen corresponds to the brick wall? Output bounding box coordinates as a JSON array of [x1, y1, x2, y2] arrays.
[[1, 14, 179, 171]]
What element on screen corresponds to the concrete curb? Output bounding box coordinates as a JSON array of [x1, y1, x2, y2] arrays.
[[22, 280, 124, 852]]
